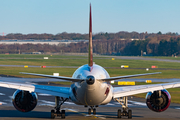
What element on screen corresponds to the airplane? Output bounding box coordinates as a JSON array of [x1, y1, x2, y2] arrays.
[[0, 4, 180, 119]]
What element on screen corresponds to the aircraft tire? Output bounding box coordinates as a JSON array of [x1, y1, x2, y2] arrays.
[[61, 110, 65, 119], [117, 109, 121, 118], [51, 110, 55, 119], [88, 108, 91, 114], [128, 109, 132, 119], [93, 108, 96, 115]]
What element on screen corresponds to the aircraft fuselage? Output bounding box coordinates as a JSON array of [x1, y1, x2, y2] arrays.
[[70, 64, 113, 106]]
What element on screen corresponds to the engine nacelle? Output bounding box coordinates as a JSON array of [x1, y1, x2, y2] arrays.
[[146, 89, 171, 112], [12, 90, 38, 112]]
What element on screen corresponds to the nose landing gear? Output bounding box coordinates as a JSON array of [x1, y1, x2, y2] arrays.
[[88, 106, 97, 115]]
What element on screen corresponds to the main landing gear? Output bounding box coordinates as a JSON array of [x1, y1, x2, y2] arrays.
[[87, 106, 98, 115], [115, 97, 132, 119], [51, 96, 68, 119]]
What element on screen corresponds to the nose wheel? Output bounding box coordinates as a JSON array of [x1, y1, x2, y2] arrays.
[[88, 106, 96, 115]]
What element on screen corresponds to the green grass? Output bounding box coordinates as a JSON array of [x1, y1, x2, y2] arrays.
[[0, 54, 180, 78], [0, 59, 88, 66], [0, 67, 76, 78]]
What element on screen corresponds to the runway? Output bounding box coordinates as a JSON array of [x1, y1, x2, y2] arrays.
[[0, 81, 179, 120]]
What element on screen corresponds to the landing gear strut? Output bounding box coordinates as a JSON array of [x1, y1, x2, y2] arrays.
[[51, 96, 68, 119], [115, 97, 132, 119], [88, 106, 97, 115]]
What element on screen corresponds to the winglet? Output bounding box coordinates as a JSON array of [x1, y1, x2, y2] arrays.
[[88, 4, 93, 67]]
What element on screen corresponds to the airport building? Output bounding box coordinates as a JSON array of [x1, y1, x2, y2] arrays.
[[0, 39, 88, 45]]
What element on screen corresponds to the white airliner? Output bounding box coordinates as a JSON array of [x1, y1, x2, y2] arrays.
[[0, 4, 180, 119]]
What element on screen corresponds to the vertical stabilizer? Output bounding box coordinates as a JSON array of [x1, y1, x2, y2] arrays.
[[88, 4, 93, 67]]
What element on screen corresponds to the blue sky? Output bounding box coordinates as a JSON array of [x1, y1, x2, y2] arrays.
[[0, 0, 180, 35]]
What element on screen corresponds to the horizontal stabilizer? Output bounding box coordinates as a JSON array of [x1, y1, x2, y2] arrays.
[[99, 72, 161, 82], [20, 72, 82, 82]]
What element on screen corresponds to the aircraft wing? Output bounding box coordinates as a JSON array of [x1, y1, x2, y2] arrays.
[[20, 72, 82, 82], [100, 72, 161, 82], [113, 82, 180, 98], [0, 81, 70, 98]]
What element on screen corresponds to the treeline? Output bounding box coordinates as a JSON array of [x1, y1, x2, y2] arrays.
[[0, 31, 180, 56], [0, 37, 180, 56], [0, 40, 130, 55], [0, 31, 179, 41], [122, 37, 180, 56]]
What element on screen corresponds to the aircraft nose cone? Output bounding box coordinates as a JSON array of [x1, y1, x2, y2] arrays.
[[86, 76, 95, 85]]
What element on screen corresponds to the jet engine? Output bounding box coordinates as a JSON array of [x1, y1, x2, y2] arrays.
[[12, 90, 38, 112], [146, 89, 171, 112]]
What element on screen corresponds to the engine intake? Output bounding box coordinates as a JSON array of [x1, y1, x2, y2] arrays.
[[12, 90, 38, 112], [146, 89, 171, 112]]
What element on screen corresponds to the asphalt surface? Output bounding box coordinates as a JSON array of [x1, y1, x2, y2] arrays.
[[0, 81, 179, 120]]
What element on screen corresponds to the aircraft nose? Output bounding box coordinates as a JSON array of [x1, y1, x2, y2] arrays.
[[86, 76, 95, 85]]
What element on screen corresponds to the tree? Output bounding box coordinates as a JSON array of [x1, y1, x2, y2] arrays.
[[157, 31, 162, 35]]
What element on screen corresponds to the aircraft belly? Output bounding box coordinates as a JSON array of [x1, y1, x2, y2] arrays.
[[76, 86, 107, 106]]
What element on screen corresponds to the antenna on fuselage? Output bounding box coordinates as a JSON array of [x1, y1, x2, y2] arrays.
[[88, 4, 93, 67]]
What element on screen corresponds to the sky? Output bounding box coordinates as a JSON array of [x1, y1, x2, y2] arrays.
[[0, 0, 180, 35]]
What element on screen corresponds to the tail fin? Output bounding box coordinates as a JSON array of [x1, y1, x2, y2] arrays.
[[88, 4, 93, 67]]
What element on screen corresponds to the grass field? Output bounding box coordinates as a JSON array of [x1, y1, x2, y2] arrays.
[[1, 55, 180, 69], [0, 54, 180, 78]]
